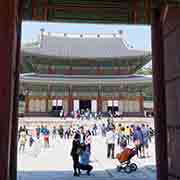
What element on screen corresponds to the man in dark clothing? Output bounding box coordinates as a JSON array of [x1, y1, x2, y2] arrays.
[[71, 133, 81, 176], [36, 126, 41, 139], [58, 125, 64, 139]]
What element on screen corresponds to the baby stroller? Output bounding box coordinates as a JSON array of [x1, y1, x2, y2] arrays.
[[116, 147, 137, 173]]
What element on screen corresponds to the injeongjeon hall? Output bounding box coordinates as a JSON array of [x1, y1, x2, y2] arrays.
[[19, 30, 152, 117]]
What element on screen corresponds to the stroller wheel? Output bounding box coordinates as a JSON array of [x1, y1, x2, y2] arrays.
[[116, 165, 122, 172], [130, 163, 138, 171], [124, 165, 132, 173]]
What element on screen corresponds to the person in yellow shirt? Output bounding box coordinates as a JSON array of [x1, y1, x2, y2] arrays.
[[117, 124, 122, 145], [19, 131, 27, 152], [125, 126, 131, 144]]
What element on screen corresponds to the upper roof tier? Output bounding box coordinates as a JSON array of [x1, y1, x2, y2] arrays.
[[22, 31, 151, 60]]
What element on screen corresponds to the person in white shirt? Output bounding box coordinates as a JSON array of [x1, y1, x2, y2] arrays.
[[106, 127, 116, 159]]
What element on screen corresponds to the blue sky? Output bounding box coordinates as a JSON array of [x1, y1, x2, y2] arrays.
[[22, 21, 151, 51]]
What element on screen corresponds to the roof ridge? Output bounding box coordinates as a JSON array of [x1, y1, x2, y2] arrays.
[[41, 31, 124, 39]]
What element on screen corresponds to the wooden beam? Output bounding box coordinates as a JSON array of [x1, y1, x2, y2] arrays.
[[44, 0, 48, 21], [32, 0, 37, 19], [144, 0, 152, 24], [0, 1, 19, 180], [10, 0, 23, 179], [132, 0, 138, 24]]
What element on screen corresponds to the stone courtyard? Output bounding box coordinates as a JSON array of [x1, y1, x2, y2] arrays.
[[17, 117, 156, 180]]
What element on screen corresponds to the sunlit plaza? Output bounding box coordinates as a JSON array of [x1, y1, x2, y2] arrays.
[[17, 117, 156, 180]]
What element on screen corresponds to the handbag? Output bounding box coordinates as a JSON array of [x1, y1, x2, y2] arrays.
[[134, 139, 141, 146], [76, 147, 81, 155]]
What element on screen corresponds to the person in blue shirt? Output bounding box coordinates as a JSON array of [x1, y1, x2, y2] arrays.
[[133, 126, 144, 158], [42, 126, 50, 148], [79, 145, 93, 175], [141, 124, 150, 158]]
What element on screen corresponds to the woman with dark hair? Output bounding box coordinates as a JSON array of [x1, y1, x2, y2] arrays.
[[70, 133, 81, 176], [85, 130, 92, 153]]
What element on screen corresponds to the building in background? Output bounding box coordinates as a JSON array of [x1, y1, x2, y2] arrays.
[[19, 30, 152, 117]]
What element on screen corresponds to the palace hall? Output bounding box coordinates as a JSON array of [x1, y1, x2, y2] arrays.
[[19, 30, 152, 116]]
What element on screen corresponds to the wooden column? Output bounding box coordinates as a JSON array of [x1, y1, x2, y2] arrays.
[[151, 4, 168, 180], [132, 0, 138, 24], [0, 1, 19, 180], [25, 95, 29, 113], [68, 96, 73, 115], [68, 86, 73, 115], [44, 0, 48, 20], [32, 0, 37, 19], [97, 86, 102, 112], [139, 96, 144, 113], [97, 96, 102, 113], [46, 85, 51, 113], [10, 1, 23, 179]]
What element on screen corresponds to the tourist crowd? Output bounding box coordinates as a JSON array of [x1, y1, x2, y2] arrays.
[[18, 118, 154, 176]]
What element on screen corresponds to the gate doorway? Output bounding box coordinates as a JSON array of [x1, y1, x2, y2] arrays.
[[80, 100, 91, 112], [1, 1, 178, 180]]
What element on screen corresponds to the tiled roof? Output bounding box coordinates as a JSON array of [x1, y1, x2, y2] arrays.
[[22, 33, 150, 59]]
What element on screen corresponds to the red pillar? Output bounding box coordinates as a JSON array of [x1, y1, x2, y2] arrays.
[[68, 86, 73, 115], [132, 0, 138, 24], [139, 96, 144, 113], [25, 95, 29, 113], [97, 96, 102, 113], [151, 4, 168, 180], [97, 86, 102, 112], [0, 1, 20, 180], [68, 96, 73, 115]]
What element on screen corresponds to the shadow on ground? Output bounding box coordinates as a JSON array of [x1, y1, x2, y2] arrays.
[[17, 165, 156, 180]]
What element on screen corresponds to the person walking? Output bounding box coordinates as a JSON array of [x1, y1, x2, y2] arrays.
[[36, 126, 41, 139], [52, 126, 57, 139], [106, 127, 116, 159], [19, 130, 27, 152], [43, 126, 50, 148], [117, 124, 122, 145], [92, 124, 97, 136], [133, 126, 144, 158], [70, 133, 81, 176], [141, 124, 150, 158], [58, 125, 64, 139], [101, 123, 106, 137]]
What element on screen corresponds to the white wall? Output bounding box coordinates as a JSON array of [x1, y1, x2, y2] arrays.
[[91, 100, 97, 112], [73, 100, 79, 112]]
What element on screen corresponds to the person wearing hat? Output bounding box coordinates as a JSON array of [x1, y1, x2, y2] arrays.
[[70, 133, 81, 176]]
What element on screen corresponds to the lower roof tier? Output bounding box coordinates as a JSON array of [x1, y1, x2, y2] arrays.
[[20, 73, 152, 85]]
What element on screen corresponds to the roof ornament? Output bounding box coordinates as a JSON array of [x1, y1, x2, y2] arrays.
[[40, 28, 45, 48], [118, 30, 123, 35]]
